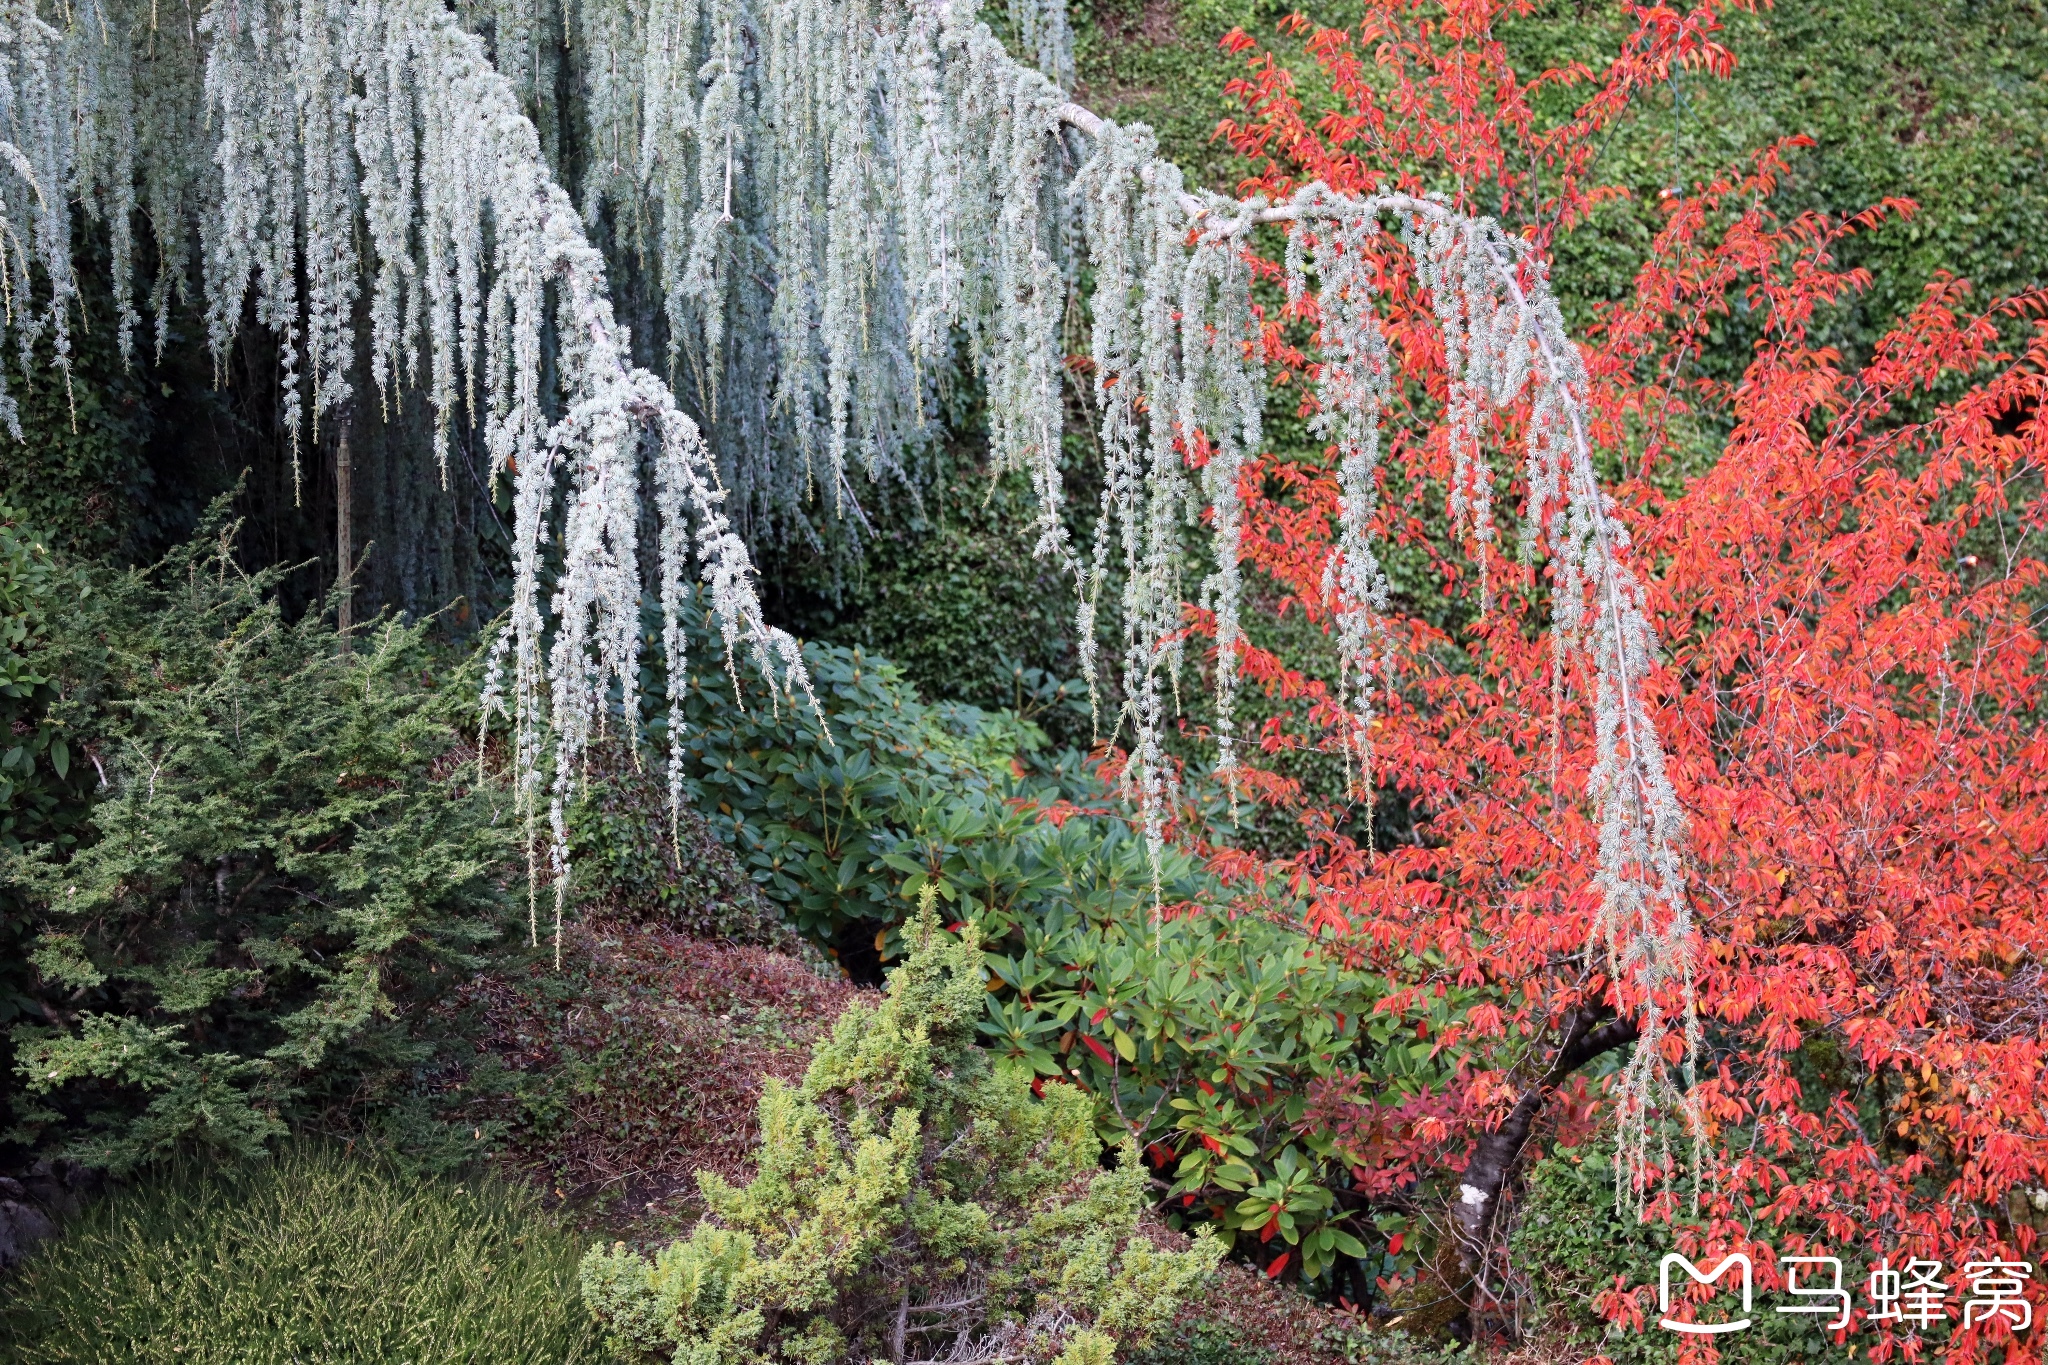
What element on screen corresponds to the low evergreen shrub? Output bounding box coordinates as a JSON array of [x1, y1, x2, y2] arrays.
[[1, 507, 96, 1088], [0, 1142, 598, 1363], [565, 748, 793, 945], [1122, 1320, 1273, 1365], [0, 507, 93, 866], [650, 596, 1059, 955], [580, 899, 1223, 1364]]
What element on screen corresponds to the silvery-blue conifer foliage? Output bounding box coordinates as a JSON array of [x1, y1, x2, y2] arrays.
[[0, 0, 1695, 1162]]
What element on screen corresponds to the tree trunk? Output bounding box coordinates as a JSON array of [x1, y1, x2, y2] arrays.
[[336, 415, 353, 651], [1449, 1009, 1641, 1305]]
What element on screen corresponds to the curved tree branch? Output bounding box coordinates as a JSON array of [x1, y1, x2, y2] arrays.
[[1449, 1008, 1642, 1303]]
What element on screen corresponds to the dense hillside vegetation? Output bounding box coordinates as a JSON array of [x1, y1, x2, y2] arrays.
[[0, 1, 2044, 1362]]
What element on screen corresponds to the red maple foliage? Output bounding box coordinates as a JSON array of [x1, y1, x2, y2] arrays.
[[1192, 2, 2048, 1358]]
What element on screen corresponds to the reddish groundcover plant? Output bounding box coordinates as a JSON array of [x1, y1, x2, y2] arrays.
[[1180, 1, 2048, 1357]]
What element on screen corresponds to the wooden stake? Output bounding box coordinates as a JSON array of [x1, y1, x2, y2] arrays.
[[336, 414, 354, 651]]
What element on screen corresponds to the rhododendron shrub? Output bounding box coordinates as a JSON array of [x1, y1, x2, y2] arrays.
[[1142, 1, 2048, 1354]]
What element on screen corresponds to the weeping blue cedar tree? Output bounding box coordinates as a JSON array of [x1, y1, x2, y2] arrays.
[[0, 0, 1695, 1187]]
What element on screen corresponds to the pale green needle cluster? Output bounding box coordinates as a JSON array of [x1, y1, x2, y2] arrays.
[[580, 898, 1221, 1364]]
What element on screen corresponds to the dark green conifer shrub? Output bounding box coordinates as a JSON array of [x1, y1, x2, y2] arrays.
[[3, 507, 515, 1170], [1508, 1145, 1853, 1365], [1, 508, 96, 1053]]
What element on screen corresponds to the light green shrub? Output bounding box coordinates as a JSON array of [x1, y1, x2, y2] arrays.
[[580, 899, 1222, 1363], [0, 1142, 599, 1363]]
